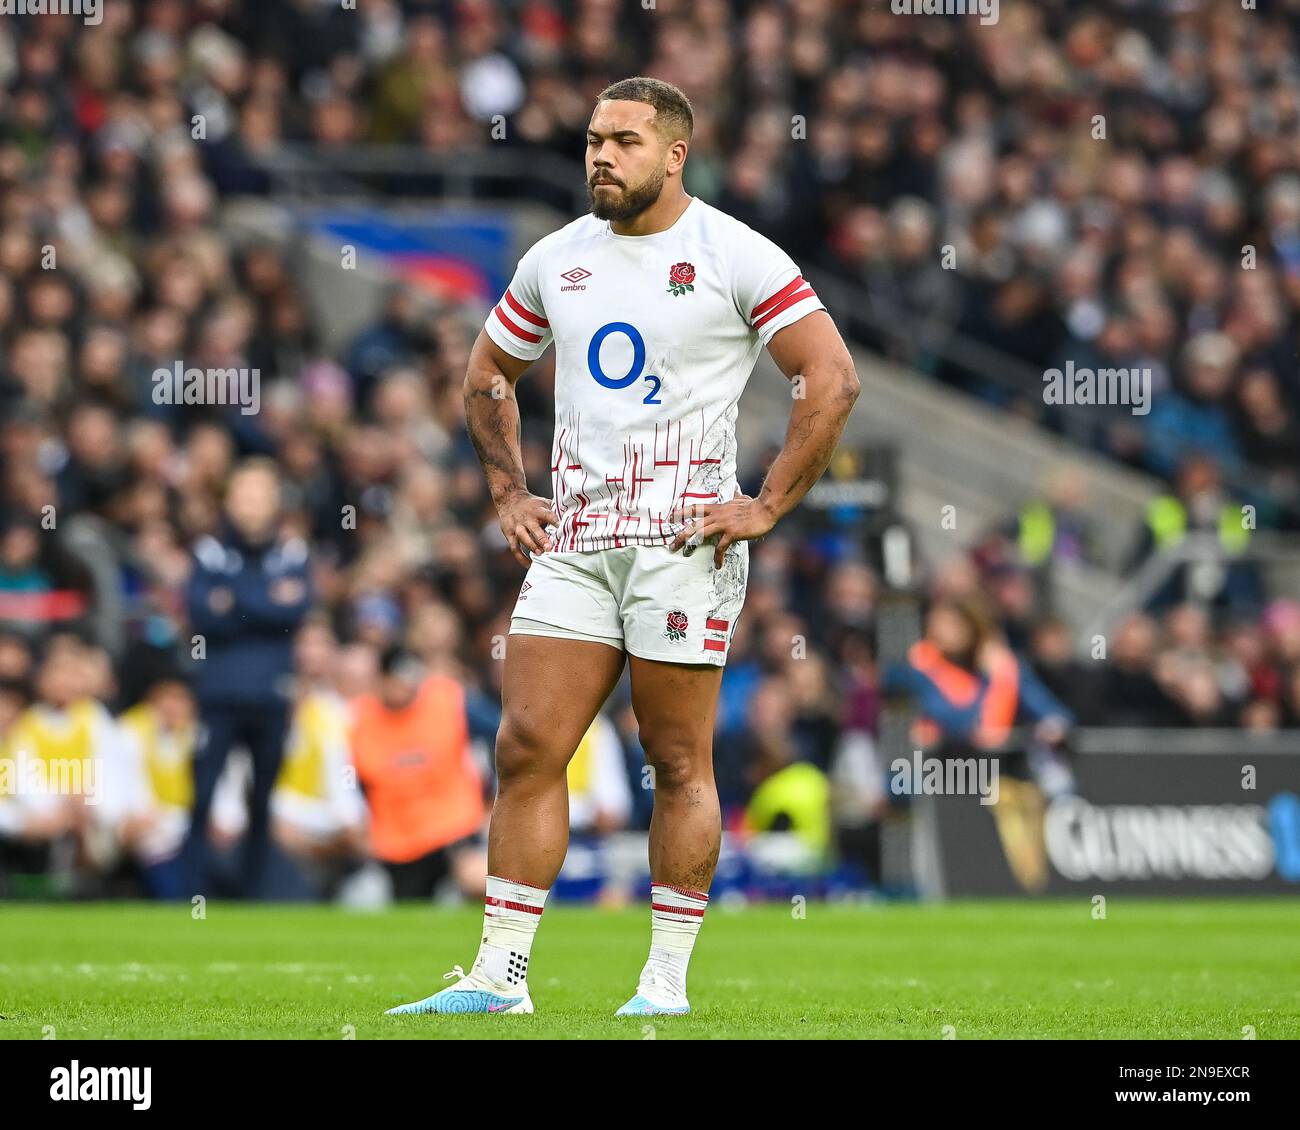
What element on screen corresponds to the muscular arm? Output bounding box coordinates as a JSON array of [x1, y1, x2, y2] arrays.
[[756, 310, 861, 522], [464, 330, 558, 564], [464, 329, 532, 505], [670, 310, 860, 564]]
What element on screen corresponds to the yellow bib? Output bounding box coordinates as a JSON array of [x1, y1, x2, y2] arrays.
[[277, 693, 347, 801], [119, 703, 196, 810], [10, 700, 99, 763], [5, 700, 102, 801], [566, 719, 598, 794]]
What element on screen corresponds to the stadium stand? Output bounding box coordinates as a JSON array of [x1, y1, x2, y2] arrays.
[[1, 0, 1299, 901]]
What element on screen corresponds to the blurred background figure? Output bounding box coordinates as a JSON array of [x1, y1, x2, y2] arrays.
[[349, 647, 486, 902], [116, 672, 200, 899], [270, 621, 371, 901], [884, 596, 1076, 797], [742, 677, 833, 872], [566, 712, 632, 838], [182, 459, 313, 899], [0, 647, 88, 891], [1131, 454, 1263, 615], [0, 638, 136, 894], [886, 597, 1073, 752], [1006, 469, 1098, 571]]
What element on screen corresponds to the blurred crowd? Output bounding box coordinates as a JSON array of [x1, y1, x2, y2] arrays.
[[2, 1, 1299, 899], [757, 0, 1300, 529]]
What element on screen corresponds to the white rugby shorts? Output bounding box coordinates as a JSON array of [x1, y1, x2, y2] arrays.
[[509, 542, 748, 667]]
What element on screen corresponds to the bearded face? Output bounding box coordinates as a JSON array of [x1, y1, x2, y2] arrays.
[[588, 161, 668, 222]]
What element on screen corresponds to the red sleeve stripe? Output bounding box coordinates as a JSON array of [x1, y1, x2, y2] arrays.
[[504, 289, 548, 328], [705, 618, 729, 631], [752, 285, 818, 330], [703, 638, 726, 652], [494, 304, 542, 344], [751, 276, 808, 318]]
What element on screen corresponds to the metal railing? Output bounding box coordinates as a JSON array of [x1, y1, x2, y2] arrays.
[[1079, 530, 1300, 642]]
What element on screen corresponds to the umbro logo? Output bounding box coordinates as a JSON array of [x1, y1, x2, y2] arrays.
[[560, 266, 591, 291]]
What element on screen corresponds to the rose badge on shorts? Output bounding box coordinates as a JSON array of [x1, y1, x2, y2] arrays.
[[664, 610, 689, 642], [666, 262, 695, 297]]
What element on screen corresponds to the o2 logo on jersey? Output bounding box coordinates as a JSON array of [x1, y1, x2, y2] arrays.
[[587, 322, 661, 405]]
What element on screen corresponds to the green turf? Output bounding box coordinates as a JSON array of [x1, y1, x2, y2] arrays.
[[1, 899, 1297, 1039]]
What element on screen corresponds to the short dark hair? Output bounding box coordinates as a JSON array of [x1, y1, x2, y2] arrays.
[[0, 675, 31, 708], [596, 76, 693, 142], [379, 645, 424, 680]]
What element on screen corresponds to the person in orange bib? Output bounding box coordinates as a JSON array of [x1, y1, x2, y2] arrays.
[[885, 595, 1073, 752], [349, 647, 486, 900]]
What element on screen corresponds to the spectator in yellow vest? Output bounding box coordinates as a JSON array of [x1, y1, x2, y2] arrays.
[[565, 712, 632, 837], [116, 674, 201, 898], [1129, 455, 1262, 613], [271, 622, 370, 898], [1010, 469, 1098, 569], [0, 645, 135, 889]]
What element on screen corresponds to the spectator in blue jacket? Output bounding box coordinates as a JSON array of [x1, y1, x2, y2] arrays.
[[1145, 333, 1243, 479], [882, 595, 1079, 797], [182, 458, 313, 898], [883, 595, 1074, 750]]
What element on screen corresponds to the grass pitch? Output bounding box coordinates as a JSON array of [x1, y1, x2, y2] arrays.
[[2, 899, 1297, 1039]]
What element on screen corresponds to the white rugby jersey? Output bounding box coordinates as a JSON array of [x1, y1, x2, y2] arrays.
[[483, 196, 825, 551]]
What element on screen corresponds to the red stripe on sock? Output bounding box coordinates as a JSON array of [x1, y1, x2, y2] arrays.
[[651, 902, 706, 918], [657, 884, 709, 901], [485, 896, 544, 914]]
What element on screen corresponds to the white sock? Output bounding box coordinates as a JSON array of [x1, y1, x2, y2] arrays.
[[471, 875, 548, 989], [638, 883, 709, 1001]]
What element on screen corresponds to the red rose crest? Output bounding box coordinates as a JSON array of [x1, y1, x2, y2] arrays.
[[665, 609, 689, 642], [667, 261, 696, 297]]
